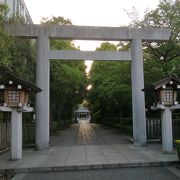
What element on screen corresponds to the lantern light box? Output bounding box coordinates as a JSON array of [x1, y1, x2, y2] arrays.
[[143, 75, 180, 106], [0, 74, 42, 108]]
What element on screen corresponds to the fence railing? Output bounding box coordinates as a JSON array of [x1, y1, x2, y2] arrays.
[[146, 118, 180, 140], [0, 122, 10, 150], [0, 115, 180, 151], [0, 112, 35, 151], [173, 119, 180, 140], [0, 113, 10, 151], [146, 118, 161, 139], [22, 120, 35, 145], [103, 117, 180, 140]]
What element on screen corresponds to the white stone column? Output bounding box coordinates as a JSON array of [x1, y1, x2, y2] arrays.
[[11, 110, 22, 160], [36, 35, 50, 150], [131, 39, 147, 146], [161, 108, 173, 153]]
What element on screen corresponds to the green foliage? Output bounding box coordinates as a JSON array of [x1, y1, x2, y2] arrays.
[[88, 42, 132, 124], [0, 4, 11, 73], [96, 42, 117, 51], [50, 59, 86, 124], [128, 0, 180, 117], [41, 16, 87, 129], [0, 3, 8, 23], [0, 5, 36, 127], [131, 0, 180, 63], [0, 11, 86, 130], [89, 0, 180, 127], [0, 4, 36, 81], [41, 16, 72, 25], [7, 38, 36, 82], [142, 0, 180, 113], [175, 140, 180, 160]]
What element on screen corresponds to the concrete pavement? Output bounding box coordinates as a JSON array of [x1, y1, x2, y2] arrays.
[[0, 120, 179, 175]]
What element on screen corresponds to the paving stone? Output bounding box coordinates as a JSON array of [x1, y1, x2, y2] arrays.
[[0, 120, 178, 173]]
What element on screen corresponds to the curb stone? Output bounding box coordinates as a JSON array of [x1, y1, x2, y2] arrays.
[[0, 161, 179, 174]]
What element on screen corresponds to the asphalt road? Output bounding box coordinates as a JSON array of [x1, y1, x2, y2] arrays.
[[12, 166, 180, 180]]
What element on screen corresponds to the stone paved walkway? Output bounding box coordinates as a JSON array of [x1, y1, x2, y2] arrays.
[[50, 120, 129, 146], [0, 120, 178, 174]]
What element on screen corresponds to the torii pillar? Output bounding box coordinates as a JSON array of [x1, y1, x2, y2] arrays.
[[36, 35, 50, 150], [131, 39, 147, 146]]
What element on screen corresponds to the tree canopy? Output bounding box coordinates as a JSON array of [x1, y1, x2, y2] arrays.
[[88, 42, 131, 123], [1, 0, 180, 130], [41, 16, 87, 128], [0, 4, 36, 82], [0, 6, 87, 129], [87, 0, 180, 125], [133, 0, 180, 111]]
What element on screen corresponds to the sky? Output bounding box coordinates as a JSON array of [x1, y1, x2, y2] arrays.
[[24, 0, 160, 50], [23, 0, 160, 72]]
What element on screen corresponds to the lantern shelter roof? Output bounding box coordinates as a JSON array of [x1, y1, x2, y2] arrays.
[[143, 74, 180, 92], [0, 73, 42, 93]]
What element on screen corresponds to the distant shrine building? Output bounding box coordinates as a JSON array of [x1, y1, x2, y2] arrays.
[[75, 106, 91, 121]]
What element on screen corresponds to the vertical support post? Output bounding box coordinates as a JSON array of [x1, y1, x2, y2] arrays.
[[36, 35, 50, 150], [161, 108, 173, 153], [131, 38, 147, 146], [11, 110, 22, 160]]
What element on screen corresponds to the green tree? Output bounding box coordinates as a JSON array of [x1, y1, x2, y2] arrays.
[[0, 4, 36, 81], [88, 42, 131, 124], [128, 0, 180, 114], [41, 16, 87, 129], [130, 0, 180, 63], [0, 4, 11, 75], [41, 16, 72, 25]]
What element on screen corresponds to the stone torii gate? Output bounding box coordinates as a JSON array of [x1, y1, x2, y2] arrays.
[[5, 24, 170, 150]]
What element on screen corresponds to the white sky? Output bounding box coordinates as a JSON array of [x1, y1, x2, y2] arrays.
[[23, 0, 160, 72], [24, 0, 160, 49], [24, 0, 159, 27]]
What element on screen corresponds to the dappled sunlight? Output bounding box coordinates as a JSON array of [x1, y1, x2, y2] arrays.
[[86, 84, 92, 91], [85, 60, 93, 74]]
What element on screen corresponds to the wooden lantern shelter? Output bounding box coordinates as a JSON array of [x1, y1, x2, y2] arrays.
[[143, 75, 180, 153], [0, 74, 42, 108], [143, 75, 180, 106], [0, 74, 42, 160]]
